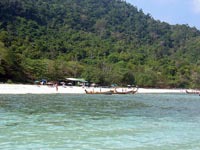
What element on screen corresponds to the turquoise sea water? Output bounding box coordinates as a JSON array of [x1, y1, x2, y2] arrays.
[[0, 94, 200, 150]]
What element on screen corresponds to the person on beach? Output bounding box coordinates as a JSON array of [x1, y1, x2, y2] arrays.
[[55, 83, 58, 91]]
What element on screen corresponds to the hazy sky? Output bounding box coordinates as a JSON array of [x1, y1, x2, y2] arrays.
[[126, 0, 200, 30]]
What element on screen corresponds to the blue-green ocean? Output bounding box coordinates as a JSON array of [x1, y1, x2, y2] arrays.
[[0, 94, 200, 150]]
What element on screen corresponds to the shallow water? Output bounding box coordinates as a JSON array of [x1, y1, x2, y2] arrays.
[[0, 94, 200, 149]]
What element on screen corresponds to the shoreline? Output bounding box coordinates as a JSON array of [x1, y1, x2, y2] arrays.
[[0, 84, 187, 94]]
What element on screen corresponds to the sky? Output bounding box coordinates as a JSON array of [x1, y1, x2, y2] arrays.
[[126, 0, 200, 30]]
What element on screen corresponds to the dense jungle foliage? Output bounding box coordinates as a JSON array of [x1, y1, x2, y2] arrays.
[[0, 0, 200, 88]]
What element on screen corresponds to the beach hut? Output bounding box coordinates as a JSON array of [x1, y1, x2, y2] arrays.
[[66, 78, 88, 86]]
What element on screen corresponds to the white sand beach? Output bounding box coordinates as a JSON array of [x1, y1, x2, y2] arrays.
[[0, 84, 86, 94], [137, 88, 186, 94], [0, 84, 187, 94]]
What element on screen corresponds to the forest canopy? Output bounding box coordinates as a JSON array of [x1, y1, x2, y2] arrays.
[[0, 0, 200, 88]]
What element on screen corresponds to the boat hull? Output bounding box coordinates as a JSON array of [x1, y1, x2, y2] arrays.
[[186, 90, 200, 94], [85, 89, 113, 95]]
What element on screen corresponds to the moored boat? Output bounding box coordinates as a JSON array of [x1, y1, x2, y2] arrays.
[[85, 87, 138, 95], [186, 89, 200, 94], [85, 89, 113, 95], [111, 87, 138, 94]]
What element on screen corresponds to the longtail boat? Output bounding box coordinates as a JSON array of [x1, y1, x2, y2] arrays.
[[85, 89, 113, 95], [111, 87, 138, 94], [186, 89, 200, 94]]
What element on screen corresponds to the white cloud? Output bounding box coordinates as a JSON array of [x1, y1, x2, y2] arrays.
[[192, 0, 200, 13]]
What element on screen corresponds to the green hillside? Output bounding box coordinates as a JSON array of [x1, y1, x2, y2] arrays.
[[0, 0, 200, 88]]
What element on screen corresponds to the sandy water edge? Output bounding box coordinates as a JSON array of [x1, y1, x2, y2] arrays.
[[0, 84, 188, 94]]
